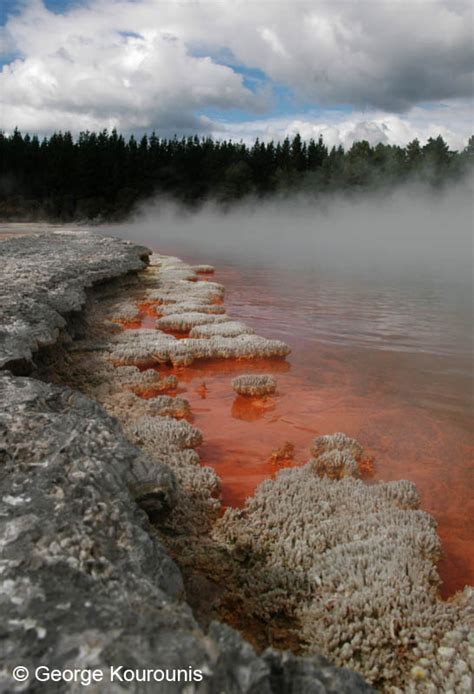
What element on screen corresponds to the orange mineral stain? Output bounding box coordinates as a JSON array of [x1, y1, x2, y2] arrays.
[[118, 257, 473, 598], [268, 441, 295, 466], [133, 383, 177, 398]]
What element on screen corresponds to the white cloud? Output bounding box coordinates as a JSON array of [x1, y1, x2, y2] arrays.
[[206, 101, 474, 150], [1, 2, 266, 133], [0, 0, 472, 144]]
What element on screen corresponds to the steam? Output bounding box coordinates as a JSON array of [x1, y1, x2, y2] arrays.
[[104, 179, 473, 290]]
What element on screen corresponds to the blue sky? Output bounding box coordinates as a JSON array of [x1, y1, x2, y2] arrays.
[[1, 0, 78, 24], [196, 66, 353, 125], [1, 0, 472, 148]]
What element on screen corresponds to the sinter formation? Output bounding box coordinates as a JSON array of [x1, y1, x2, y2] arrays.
[[0, 229, 472, 693]]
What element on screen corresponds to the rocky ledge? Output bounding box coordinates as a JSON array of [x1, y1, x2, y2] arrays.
[[0, 229, 150, 371], [0, 229, 373, 693]]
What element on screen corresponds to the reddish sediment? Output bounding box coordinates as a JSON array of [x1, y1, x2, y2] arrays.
[[120, 267, 473, 598]]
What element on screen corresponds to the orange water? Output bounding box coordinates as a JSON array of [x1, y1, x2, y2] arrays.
[[124, 259, 473, 597]]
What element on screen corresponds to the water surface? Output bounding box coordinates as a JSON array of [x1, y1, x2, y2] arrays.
[[149, 244, 473, 597]]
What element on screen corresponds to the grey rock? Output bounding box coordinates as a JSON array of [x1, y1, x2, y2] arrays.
[[127, 452, 178, 518], [0, 229, 150, 369], [263, 650, 375, 694]]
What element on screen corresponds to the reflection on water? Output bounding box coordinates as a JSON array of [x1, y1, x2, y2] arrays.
[[151, 249, 473, 597]]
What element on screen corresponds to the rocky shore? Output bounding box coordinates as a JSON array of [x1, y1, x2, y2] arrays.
[[1, 228, 472, 693], [0, 229, 373, 693]]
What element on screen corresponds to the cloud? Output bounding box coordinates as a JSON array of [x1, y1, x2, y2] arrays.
[[201, 0, 473, 112], [0, 1, 266, 134], [205, 100, 474, 150], [0, 0, 472, 143]]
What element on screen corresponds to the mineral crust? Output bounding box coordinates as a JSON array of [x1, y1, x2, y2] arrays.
[[0, 229, 373, 694]]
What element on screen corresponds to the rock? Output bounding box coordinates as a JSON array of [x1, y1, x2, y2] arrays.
[[263, 649, 374, 693], [0, 229, 150, 370], [126, 453, 178, 517]]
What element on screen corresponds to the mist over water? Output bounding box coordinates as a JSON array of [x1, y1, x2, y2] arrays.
[[119, 180, 472, 276], [105, 179, 473, 361]]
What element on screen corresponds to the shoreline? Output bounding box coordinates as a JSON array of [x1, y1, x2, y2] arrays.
[[164, 248, 473, 598], [1, 227, 472, 692]]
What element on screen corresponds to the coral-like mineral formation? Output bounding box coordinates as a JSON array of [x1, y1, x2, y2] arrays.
[[159, 301, 226, 315], [148, 394, 191, 418], [107, 299, 141, 323], [190, 321, 254, 338], [311, 431, 363, 461], [127, 414, 203, 449], [192, 264, 215, 274], [232, 374, 277, 396], [157, 311, 231, 332], [210, 434, 473, 691], [111, 330, 290, 367]]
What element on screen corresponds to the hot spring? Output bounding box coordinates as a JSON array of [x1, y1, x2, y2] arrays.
[[104, 183, 474, 597]]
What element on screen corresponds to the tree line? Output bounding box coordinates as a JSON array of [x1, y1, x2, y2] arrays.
[[0, 128, 472, 221]]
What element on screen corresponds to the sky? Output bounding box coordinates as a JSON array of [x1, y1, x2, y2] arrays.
[[0, 0, 473, 148]]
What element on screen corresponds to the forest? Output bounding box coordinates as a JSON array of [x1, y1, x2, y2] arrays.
[[1, 128, 473, 221]]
